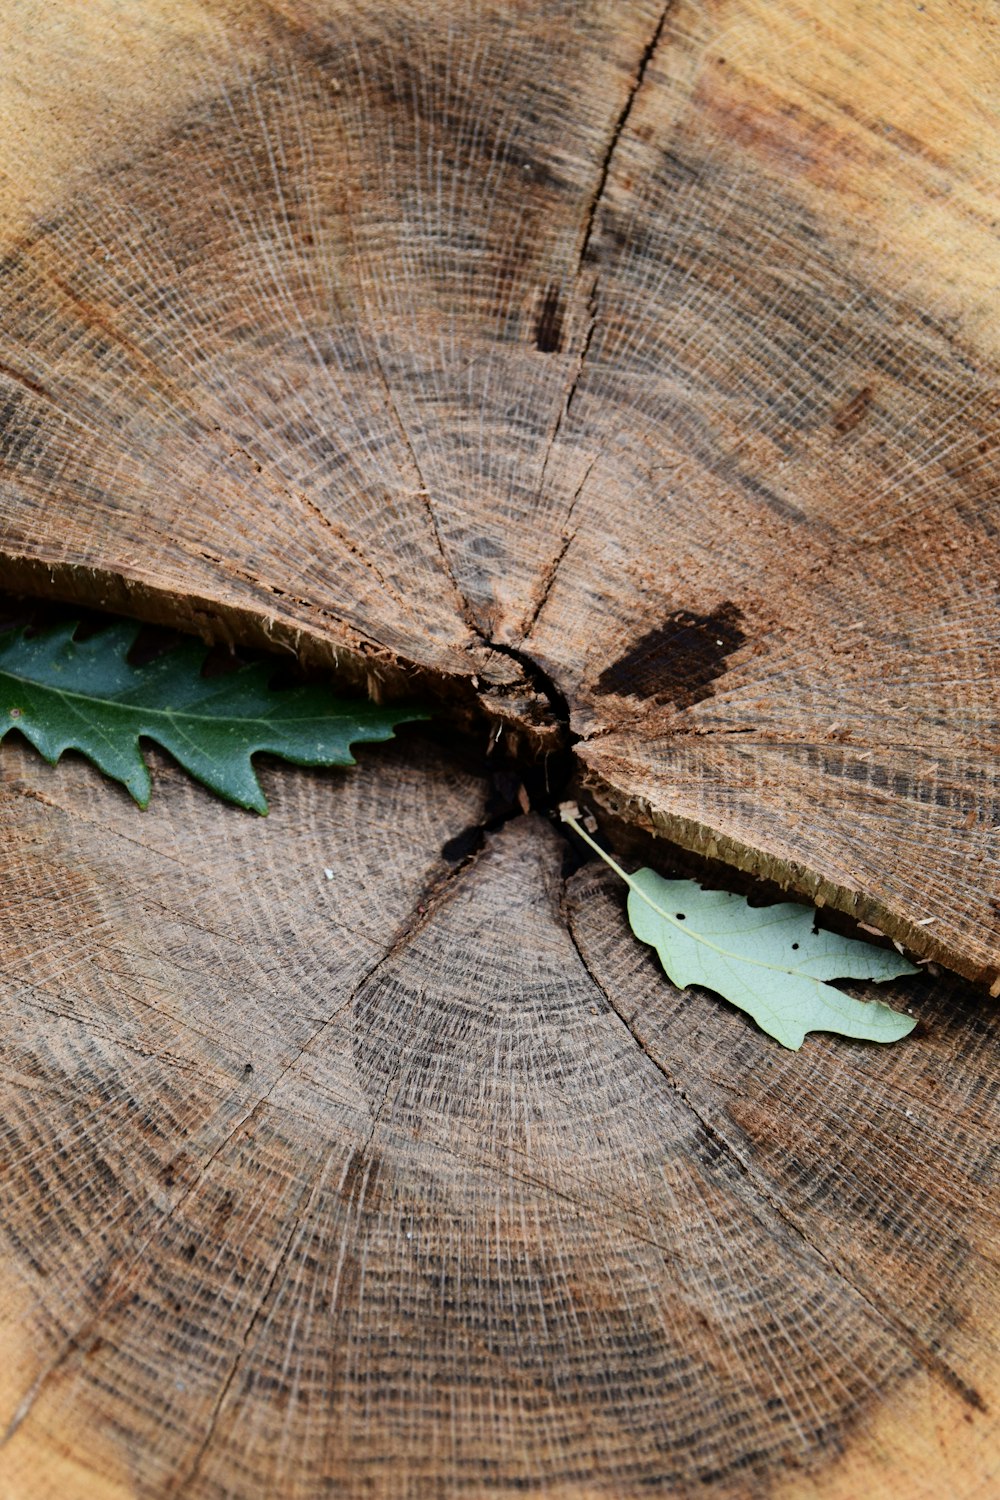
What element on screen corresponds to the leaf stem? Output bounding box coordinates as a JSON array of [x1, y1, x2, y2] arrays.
[[560, 805, 691, 928], [562, 805, 695, 945], [560, 807, 633, 883], [562, 806, 743, 951]]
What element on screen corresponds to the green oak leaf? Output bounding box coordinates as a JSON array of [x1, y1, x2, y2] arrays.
[[0, 621, 427, 812]]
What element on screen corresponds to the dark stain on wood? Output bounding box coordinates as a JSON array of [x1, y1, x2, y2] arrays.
[[595, 603, 746, 708], [534, 284, 564, 353], [832, 384, 874, 435], [441, 823, 483, 863]]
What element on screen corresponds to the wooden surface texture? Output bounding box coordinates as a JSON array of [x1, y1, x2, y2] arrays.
[[0, 0, 997, 982], [0, 0, 998, 1493], [0, 738, 996, 1496]]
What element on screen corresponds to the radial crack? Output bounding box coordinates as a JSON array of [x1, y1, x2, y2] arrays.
[[562, 872, 987, 1415], [576, 3, 671, 274], [173, 1174, 318, 1496], [524, 5, 671, 643], [519, 450, 599, 641]]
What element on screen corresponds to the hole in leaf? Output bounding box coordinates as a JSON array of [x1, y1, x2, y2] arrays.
[[676, 913, 686, 920]]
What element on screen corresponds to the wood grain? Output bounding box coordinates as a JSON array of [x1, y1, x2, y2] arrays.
[[0, 1, 997, 983], [0, 739, 995, 1496], [1, 1, 999, 1482]]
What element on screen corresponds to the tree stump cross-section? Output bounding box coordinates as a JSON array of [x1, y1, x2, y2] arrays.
[[0, 740, 996, 1496], [0, 1, 998, 1494], [0, 0, 997, 984]]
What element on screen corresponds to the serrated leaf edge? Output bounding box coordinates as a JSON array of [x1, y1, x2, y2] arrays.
[[0, 622, 428, 811]]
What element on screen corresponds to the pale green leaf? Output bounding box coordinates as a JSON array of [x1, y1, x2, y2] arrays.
[[626, 870, 918, 1049], [561, 807, 918, 1050], [0, 621, 427, 811]]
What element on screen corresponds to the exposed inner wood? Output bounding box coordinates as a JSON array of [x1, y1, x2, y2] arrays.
[[0, 0, 997, 987], [0, 738, 995, 1497], [2, 8, 999, 1492]]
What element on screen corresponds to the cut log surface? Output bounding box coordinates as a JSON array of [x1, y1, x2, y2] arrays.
[[0, 738, 997, 1497], [1, 0, 999, 1493], [0, 0, 997, 984]]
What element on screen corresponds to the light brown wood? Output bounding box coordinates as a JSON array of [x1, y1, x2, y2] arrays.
[[0, 738, 996, 1496], [0, 0, 997, 983], [0, 1, 999, 1491]]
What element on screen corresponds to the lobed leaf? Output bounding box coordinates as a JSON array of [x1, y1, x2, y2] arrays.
[[626, 869, 918, 1049], [0, 621, 427, 811], [561, 807, 918, 1050]]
